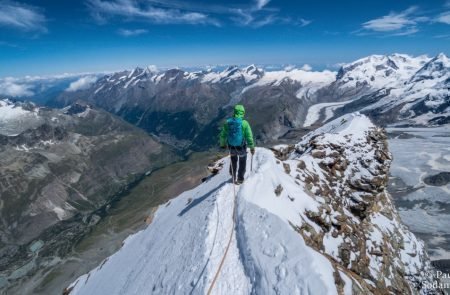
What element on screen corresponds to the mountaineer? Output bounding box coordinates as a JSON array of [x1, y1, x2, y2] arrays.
[[219, 104, 255, 185]]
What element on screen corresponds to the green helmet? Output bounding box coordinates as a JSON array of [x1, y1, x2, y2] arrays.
[[233, 104, 245, 118]]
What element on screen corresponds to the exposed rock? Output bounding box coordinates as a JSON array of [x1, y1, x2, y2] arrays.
[[274, 184, 283, 196], [282, 163, 291, 174], [423, 172, 450, 186], [270, 144, 295, 161], [311, 150, 326, 159], [291, 113, 442, 294]]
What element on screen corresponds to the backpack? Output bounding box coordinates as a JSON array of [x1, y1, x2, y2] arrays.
[[227, 117, 244, 147]]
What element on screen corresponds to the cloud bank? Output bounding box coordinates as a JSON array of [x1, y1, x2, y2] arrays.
[[67, 76, 98, 92]]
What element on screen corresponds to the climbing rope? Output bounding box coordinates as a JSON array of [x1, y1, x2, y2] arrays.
[[206, 148, 240, 295]]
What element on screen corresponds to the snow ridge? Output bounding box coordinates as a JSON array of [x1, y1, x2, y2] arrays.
[[68, 113, 437, 295]]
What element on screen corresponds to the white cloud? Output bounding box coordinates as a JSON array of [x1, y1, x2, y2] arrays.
[[437, 11, 450, 24], [389, 27, 419, 36], [284, 65, 295, 71], [255, 0, 270, 10], [0, 78, 34, 97], [358, 5, 450, 36], [67, 76, 98, 92], [87, 0, 219, 26], [231, 9, 311, 28], [117, 28, 148, 36], [434, 33, 450, 39], [360, 6, 429, 36], [363, 6, 418, 32], [301, 64, 312, 71], [298, 18, 312, 27], [87, 0, 308, 29], [0, 1, 47, 32]]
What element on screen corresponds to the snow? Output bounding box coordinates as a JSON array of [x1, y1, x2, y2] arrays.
[[69, 148, 339, 295], [204, 184, 251, 294], [202, 66, 254, 84], [244, 69, 336, 93], [298, 113, 375, 148], [0, 99, 33, 121], [53, 206, 67, 220], [337, 53, 450, 125], [124, 77, 137, 89], [15, 144, 30, 152], [77, 108, 91, 118], [323, 234, 344, 258], [339, 271, 353, 295], [240, 151, 321, 227], [94, 85, 105, 94], [0, 99, 43, 135], [201, 65, 335, 91], [69, 113, 432, 295], [337, 54, 430, 90], [303, 100, 354, 127]]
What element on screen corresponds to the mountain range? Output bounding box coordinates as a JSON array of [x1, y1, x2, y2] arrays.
[[49, 53, 449, 150]]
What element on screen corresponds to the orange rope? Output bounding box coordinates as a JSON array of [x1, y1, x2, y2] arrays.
[[206, 151, 239, 295]]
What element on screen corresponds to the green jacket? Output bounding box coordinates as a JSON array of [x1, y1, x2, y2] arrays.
[[219, 105, 255, 148]]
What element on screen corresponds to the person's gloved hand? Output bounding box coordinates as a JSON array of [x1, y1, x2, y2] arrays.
[[250, 148, 255, 155]]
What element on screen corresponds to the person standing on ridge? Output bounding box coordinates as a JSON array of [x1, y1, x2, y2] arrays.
[[219, 104, 255, 185]]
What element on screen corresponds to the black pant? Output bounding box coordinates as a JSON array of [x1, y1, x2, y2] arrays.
[[229, 146, 247, 181]]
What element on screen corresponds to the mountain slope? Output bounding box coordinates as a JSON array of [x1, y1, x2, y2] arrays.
[[51, 65, 337, 148], [0, 99, 176, 292], [67, 113, 438, 295], [309, 53, 449, 127]]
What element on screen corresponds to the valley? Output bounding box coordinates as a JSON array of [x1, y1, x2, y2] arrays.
[[2, 151, 218, 295]]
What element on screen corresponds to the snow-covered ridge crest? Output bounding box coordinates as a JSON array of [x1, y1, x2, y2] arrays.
[[90, 63, 336, 91], [67, 113, 438, 295]]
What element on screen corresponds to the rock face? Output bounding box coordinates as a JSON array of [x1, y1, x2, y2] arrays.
[[0, 100, 175, 291], [284, 114, 439, 293]]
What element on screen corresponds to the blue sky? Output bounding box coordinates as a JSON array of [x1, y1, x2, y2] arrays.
[[0, 0, 449, 77]]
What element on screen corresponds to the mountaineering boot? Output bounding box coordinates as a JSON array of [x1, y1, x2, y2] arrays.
[[236, 179, 244, 185]]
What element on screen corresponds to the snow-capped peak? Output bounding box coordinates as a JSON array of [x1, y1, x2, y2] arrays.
[[436, 52, 449, 61], [410, 53, 450, 82], [336, 54, 430, 89]]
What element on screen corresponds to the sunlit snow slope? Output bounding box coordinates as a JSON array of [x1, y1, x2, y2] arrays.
[[68, 113, 436, 295]]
